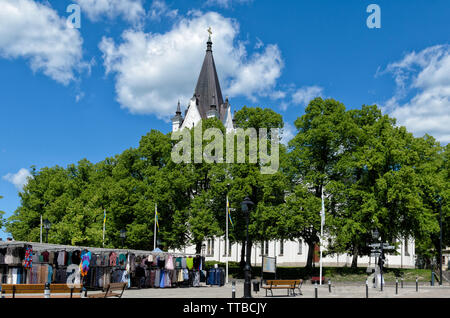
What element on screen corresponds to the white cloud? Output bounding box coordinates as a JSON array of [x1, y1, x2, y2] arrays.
[[291, 86, 324, 106], [74, 0, 146, 24], [99, 11, 284, 119], [381, 45, 450, 144], [3, 168, 32, 191], [205, 0, 253, 9], [254, 37, 264, 49], [148, 0, 178, 21], [0, 0, 85, 85]]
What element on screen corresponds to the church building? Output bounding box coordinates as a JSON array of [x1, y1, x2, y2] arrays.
[[171, 32, 235, 134], [169, 33, 416, 270]]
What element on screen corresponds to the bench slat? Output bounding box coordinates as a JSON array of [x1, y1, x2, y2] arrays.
[[1, 284, 83, 295]]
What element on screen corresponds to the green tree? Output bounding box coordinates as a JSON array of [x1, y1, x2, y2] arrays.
[[228, 106, 287, 267], [286, 98, 349, 268]]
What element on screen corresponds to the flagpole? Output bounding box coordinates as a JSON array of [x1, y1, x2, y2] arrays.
[[319, 188, 324, 286], [103, 209, 106, 248], [154, 203, 157, 250], [40, 215, 43, 244], [226, 195, 229, 284]]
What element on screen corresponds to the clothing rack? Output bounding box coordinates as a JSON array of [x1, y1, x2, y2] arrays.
[[0, 241, 202, 258]]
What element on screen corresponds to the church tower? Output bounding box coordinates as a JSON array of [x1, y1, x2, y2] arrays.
[[172, 29, 234, 132], [171, 101, 183, 132]]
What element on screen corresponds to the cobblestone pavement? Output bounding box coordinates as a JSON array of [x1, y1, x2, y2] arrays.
[[121, 282, 450, 298]]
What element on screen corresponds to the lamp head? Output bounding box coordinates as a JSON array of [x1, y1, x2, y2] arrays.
[[43, 219, 51, 231], [241, 196, 254, 214]]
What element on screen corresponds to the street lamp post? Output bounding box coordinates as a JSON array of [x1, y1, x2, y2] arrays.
[[43, 219, 51, 243], [372, 229, 384, 290], [438, 196, 443, 286], [241, 196, 254, 298], [120, 229, 127, 249]]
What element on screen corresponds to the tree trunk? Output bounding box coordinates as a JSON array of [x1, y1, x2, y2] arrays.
[[195, 241, 202, 255], [306, 240, 315, 269], [351, 245, 358, 269]]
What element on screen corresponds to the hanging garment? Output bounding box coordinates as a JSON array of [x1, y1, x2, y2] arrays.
[[159, 270, 165, 288], [47, 265, 53, 283], [170, 270, 177, 285], [96, 267, 104, 288], [57, 251, 65, 266], [186, 257, 194, 270], [5, 247, 21, 265], [145, 270, 151, 287], [39, 264, 47, 284], [0, 248, 6, 264], [183, 269, 189, 281], [48, 252, 55, 264], [96, 254, 102, 266], [103, 268, 111, 288], [200, 270, 206, 283], [109, 252, 117, 266], [181, 257, 187, 269], [118, 254, 126, 266], [152, 255, 158, 266], [149, 270, 156, 288], [53, 252, 59, 265], [32, 253, 39, 264], [129, 253, 136, 271], [23, 246, 33, 269], [79, 250, 92, 277], [177, 269, 184, 283], [121, 270, 128, 284], [193, 271, 200, 287], [193, 256, 201, 270], [175, 257, 182, 269], [90, 254, 97, 266], [147, 254, 154, 263], [165, 254, 174, 270], [67, 252, 72, 265], [157, 256, 165, 269], [165, 270, 171, 288], [41, 251, 49, 263], [72, 250, 81, 265], [154, 269, 161, 288]]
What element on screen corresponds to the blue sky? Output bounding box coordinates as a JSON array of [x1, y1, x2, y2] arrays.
[[0, 0, 449, 239]]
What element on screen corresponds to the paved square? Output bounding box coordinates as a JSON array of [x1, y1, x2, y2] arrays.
[[121, 282, 450, 298]]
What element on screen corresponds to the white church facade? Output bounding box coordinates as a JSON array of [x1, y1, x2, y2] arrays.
[[169, 34, 416, 269], [176, 237, 416, 269]]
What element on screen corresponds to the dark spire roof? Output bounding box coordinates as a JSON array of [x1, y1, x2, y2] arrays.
[[194, 36, 224, 120], [172, 100, 183, 123], [176, 100, 181, 115]]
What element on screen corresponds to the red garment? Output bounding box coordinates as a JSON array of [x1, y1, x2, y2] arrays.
[[41, 251, 49, 263], [109, 252, 117, 266]]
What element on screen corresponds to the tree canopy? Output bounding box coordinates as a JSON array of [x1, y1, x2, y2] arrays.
[[4, 101, 448, 268]]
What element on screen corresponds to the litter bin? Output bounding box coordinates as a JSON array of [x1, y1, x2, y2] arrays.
[[253, 281, 260, 293]]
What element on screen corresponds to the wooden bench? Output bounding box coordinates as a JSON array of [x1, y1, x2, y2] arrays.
[[86, 282, 127, 298], [262, 279, 303, 297], [311, 276, 326, 284], [1, 284, 83, 298]]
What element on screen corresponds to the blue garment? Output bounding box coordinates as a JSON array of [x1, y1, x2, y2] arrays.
[[47, 265, 53, 283], [160, 270, 165, 288]]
